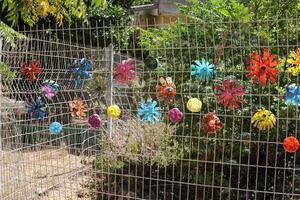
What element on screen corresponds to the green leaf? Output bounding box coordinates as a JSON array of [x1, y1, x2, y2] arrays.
[[0, 62, 16, 78]]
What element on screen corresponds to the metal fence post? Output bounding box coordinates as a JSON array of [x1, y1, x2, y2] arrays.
[[105, 44, 114, 138], [0, 37, 2, 151]]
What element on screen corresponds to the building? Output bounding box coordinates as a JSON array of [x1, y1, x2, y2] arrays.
[[131, 0, 189, 26]]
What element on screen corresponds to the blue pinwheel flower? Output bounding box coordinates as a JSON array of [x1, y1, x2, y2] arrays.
[[27, 97, 46, 119], [138, 98, 161, 124], [191, 58, 215, 81], [285, 84, 300, 106], [70, 58, 92, 85], [49, 122, 63, 134]]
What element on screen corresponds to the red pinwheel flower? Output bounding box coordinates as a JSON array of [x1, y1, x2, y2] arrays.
[[201, 112, 223, 134], [20, 60, 42, 81], [247, 49, 280, 86], [114, 59, 136, 85], [214, 78, 245, 109]]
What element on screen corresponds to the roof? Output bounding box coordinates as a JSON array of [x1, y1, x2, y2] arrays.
[[131, 3, 159, 12], [131, 0, 189, 15]]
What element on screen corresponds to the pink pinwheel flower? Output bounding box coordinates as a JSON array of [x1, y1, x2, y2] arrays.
[[214, 78, 245, 109], [168, 108, 183, 123], [41, 85, 56, 99], [114, 59, 136, 85]]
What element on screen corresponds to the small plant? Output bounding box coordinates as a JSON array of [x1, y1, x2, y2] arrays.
[[95, 119, 183, 171]]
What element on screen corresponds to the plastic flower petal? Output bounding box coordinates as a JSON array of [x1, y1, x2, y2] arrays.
[[69, 58, 92, 85], [49, 122, 63, 134], [285, 84, 300, 106], [201, 112, 222, 134], [69, 98, 88, 118], [251, 107, 276, 131], [114, 58, 136, 85], [107, 105, 121, 118], [168, 108, 183, 123], [26, 97, 46, 119], [156, 77, 176, 103], [287, 48, 300, 76], [214, 78, 245, 110], [138, 98, 161, 124], [88, 114, 102, 128], [20, 60, 42, 81], [191, 58, 215, 81], [247, 49, 280, 86], [40, 80, 60, 100], [283, 136, 300, 153], [187, 98, 202, 112]]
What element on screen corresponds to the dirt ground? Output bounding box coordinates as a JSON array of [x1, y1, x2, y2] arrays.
[[0, 148, 92, 200]]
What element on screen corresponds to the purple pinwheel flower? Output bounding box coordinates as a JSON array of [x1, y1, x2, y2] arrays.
[[88, 114, 102, 129], [41, 85, 56, 99]]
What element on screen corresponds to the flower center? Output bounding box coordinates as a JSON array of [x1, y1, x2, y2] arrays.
[[262, 114, 267, 118], [224, 91, 232, 99], [261, 65, 266, 71]]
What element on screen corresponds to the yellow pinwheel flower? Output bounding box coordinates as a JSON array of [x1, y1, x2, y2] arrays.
[[287, 48, 300, 76], [251, 107, 276, 131], [187, 98, 202, 112], [107, 105, 121, 118]]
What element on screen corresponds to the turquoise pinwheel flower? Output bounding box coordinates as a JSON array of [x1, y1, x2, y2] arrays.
[[137, 98, 161, 124], [285, 84, 300, 106], [191, 58, 215, 81], [70, 58, 92, 85], [49, 122, 63, 134], [27, 97, 46, 119]]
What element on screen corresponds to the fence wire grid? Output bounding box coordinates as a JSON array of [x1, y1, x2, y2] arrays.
[[1, 18, 300, 200]]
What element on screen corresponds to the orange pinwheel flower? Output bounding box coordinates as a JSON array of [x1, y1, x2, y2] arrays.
[[156, 77, 176, 103], [247, 49, 280, 86], [69, 98, 88, 118]]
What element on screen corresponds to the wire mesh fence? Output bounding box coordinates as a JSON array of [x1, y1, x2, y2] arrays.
[[1, 17, 300, 200]]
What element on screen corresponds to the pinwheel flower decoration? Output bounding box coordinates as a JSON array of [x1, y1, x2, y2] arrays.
[[287, 48, 300, 76], [20, 60, 42, 81], [214, 78, 245, 110], [69, 98, 88, 118], [191, 58, 215, 81], [114, 58, 136, 85], [187, 98, 202, 112], [201, 112, 223, 134], [27, 97, 46, 119], [138, 98, 161, 124], [251, 107, 276, 131], [156, 77, 176, 103], [70, 58, 92, 85], [49, 122, 63, 134], [283, 136, 300, 153], [88, 114, 102, 128], [168, 108, 183, 123], [247, 49, 280, 86], [41, 80, 60, 100], [285, 84, 300, 106], [107, 105, 121, 118]]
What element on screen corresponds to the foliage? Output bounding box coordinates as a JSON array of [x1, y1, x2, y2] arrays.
[[135, 0, 300, 199], [95, 119, 183, 171], [0, 21, 26, 47], [1, 0, 106, 27], [0, 62, 16, 78], [86, 73, 107, 96]]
